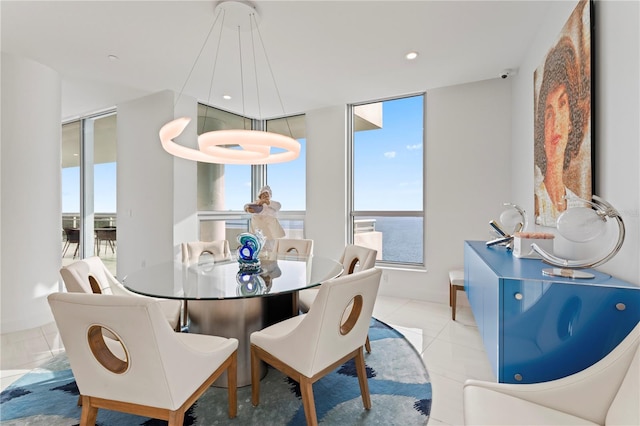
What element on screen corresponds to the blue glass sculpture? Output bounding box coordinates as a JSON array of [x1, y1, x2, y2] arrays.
[[236, 231, 265, 272], [236, 271, 266, 296]]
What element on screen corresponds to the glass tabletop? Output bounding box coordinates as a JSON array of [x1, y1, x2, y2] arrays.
[[122, 254, 343, 300]]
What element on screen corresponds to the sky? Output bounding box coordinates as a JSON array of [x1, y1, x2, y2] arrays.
[[353, 94, 424, 211], [62, 94, 423, 214], [62, 163, 116, 213]]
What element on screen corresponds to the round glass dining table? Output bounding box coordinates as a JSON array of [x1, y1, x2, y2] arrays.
[[123, 254, 343, 386]]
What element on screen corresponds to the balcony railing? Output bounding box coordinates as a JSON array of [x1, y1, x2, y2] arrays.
[[61, 212, 386, 274], [62, 213, 118, 274], [62, 213, 117, 230]]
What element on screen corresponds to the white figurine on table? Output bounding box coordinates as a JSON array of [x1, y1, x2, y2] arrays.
[[244, 185, 285, 253]]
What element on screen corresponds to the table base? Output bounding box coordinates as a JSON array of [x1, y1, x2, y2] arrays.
[[188, 298, 267, 387]]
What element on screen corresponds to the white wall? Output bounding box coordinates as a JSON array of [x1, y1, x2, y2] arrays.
[[421, 79, 512, 302], [304, 0, 640, 300], [305, 80, 512, 303], [116, 91, 198, 279], [172, 96, 200, 260], [510, 0, 639, 285], [305, 106, 349, 260], [1, 54, 62, 332], [593, 0, 640, 284]]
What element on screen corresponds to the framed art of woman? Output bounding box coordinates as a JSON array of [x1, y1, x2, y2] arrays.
[[533, 0, 592, 227]]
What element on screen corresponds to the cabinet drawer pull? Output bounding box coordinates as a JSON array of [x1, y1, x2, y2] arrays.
[[616, 303, 626, 311], [514, 293, 523, 300]]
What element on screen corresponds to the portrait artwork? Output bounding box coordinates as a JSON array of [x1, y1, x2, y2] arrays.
[[533, 0, 593, 227]]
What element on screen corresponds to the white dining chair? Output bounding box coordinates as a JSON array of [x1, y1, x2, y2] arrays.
[[180, 240, 232, 327], [299, 244, 378, 352], [250, 268, 382, 426], [48, 292, 238, 425], [181, 240, 231, 264], [273, 238, 314, 256], [60, 256, 182, 331], [463, 321, 640, 425]]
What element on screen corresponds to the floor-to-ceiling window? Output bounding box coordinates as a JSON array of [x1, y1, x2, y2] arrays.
[[197, 104, 252, 212], [349, 94, 425, 266], [61, 121, 81, 259], [265, 114, 306, 239], [196, 104, 306, 245], [61, 111, 117, 273], [196, 105, 251, 245]]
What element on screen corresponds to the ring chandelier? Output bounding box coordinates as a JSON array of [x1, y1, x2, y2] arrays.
[[160, 117, 300, 165], [159, 1, 300, 165]]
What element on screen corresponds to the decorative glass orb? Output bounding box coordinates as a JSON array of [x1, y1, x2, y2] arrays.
[[531, 196, 625, 276], [556, 206, 606, 243], [500, 209, 523, 232]]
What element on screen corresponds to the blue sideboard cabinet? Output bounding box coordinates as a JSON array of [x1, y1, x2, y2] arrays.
[[464, 240, 640, 384]]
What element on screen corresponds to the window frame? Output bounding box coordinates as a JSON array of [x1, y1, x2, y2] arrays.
[[347, 93, 426, 268], [62, 109, 117, 262], [196, 103, 307, 238]]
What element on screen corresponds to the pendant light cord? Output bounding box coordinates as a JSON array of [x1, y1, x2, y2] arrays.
[[250, 13, 295, 139], [249, 14, 261, 123], [174, 3, 294, 140], [158, 2, 301, 165], [203, 11, 226, 133], [237, 25, 247, 130], [174, 9, 222, 108]]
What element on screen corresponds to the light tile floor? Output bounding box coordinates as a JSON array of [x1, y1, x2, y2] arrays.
[[0, 295, 494, 425]]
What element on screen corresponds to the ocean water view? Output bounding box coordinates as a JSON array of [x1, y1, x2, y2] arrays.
[[212, 216, 424, 264], [221, 215, 423, 264], [360, 216, 424, 265], [67, 213, 424, 266]]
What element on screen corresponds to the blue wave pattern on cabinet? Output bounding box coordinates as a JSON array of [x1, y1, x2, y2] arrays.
[[465, 240, 640, 384]]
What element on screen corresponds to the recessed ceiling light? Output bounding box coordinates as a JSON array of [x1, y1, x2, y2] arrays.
[[107, 54, 119, 61], [223, 95, 232, 100], [405, 51, 418, 60]]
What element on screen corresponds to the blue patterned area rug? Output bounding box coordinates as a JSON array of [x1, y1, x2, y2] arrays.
[[1, 318, 431, 425]]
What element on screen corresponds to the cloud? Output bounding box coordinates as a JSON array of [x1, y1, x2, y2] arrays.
[[384, 151, 396, 159], [406, 143, 423, 150], [399, 180, 422, 187]]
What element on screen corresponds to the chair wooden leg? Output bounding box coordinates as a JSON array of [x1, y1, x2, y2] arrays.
[[365, 335, 372, 353], [168, 409, 185, 426], [251, 345, 261, 406], [227, 351, 238, 418], [449, 281, 454, 307], [355, 347, 372, 409], [79, 396, 98, 426], [451, 283, 457, 320], [299, 376, 318, 426]]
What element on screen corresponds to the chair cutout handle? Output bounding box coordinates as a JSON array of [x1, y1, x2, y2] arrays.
[[340, 295, 363, 336], [88, 325, 129, 374], [346, 258, 361, 275], [88, 276, 102, 294]]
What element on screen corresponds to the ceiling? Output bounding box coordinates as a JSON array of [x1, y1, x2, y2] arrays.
[[1, 1, 552, 121]]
